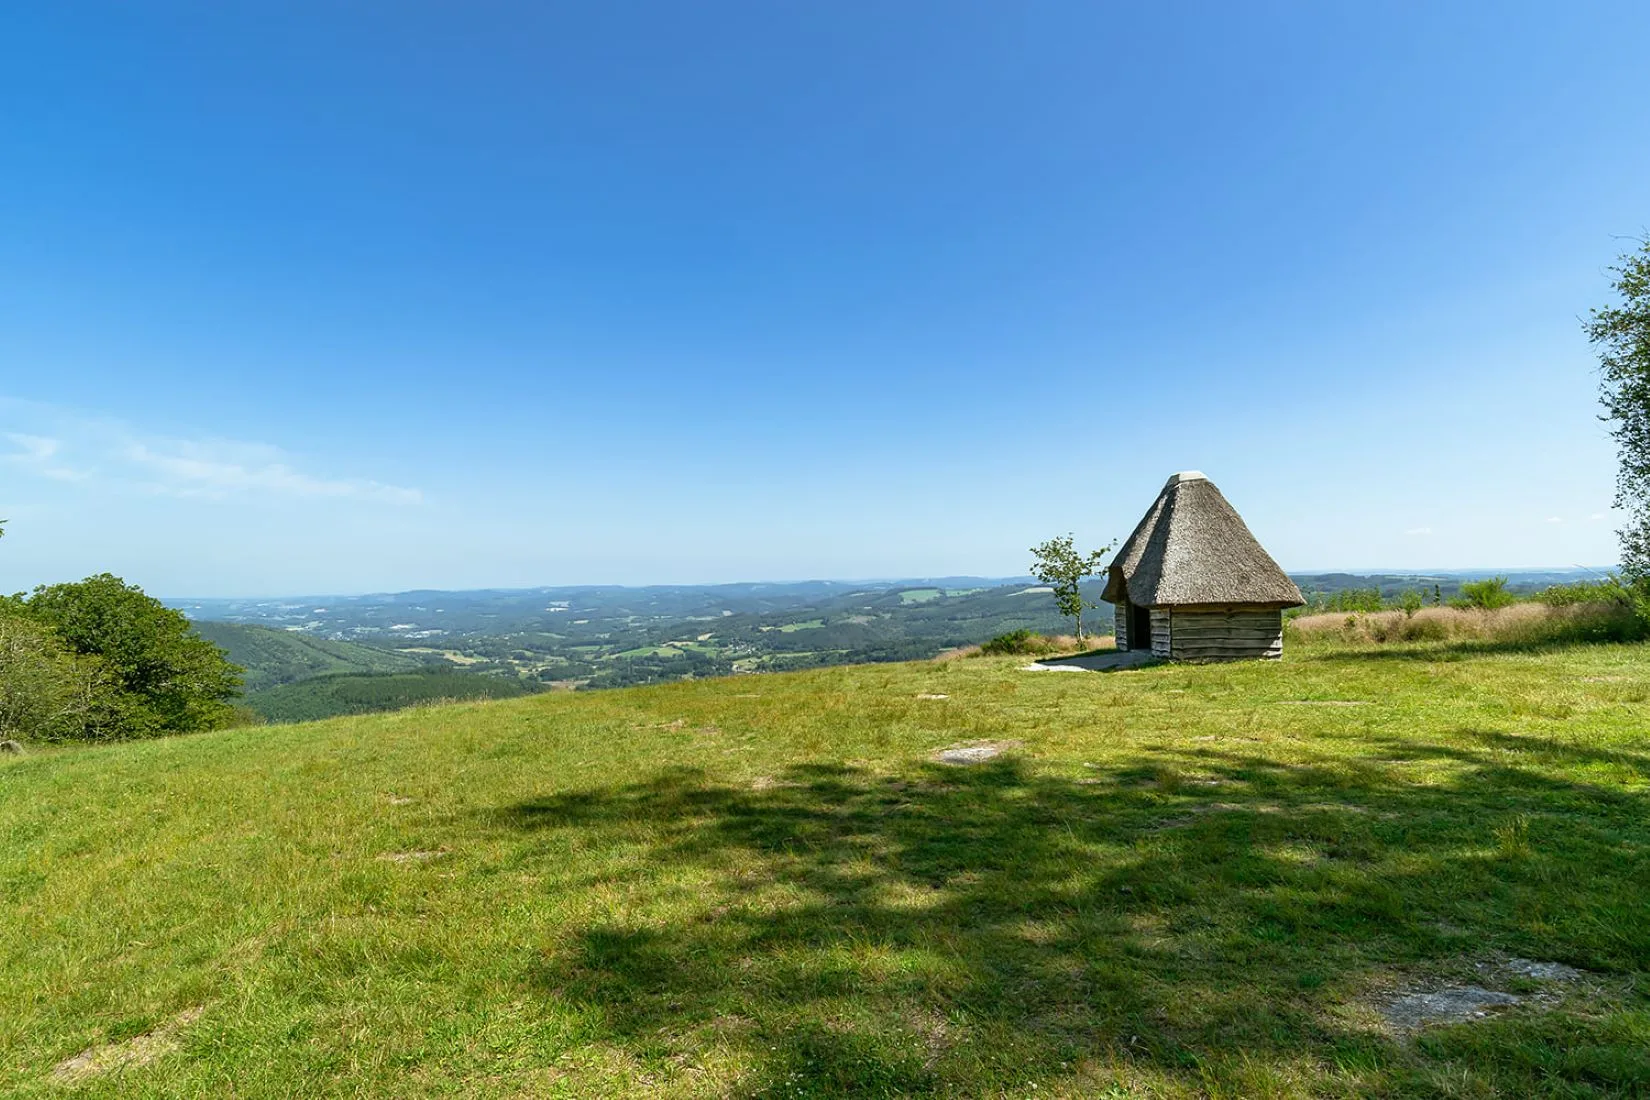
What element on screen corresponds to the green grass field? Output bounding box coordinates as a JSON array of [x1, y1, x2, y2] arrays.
[[2, 639, 1648, 1096]]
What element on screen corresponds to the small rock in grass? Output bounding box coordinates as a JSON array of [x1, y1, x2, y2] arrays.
[[1381, 986, 1520, 1031], [916, 693, 949, 700], [934, 740, 1021, 765], [1503, 958, 1584, 982], [0, 740, 22, 755]]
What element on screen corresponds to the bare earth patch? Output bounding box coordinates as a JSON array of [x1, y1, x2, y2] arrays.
[[385, 794, 415, 805], [908, 1008, 954, 1069], [52, 1006, 204, 1084], [916, 693, 949, 700], [933, 740, 1023, 766], [1277, 699, 1371, 707]]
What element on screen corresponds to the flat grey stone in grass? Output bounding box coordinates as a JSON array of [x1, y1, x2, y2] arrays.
[[0, 739, 22, 754], [1021, 650, 1157, 673], [1502, 958, 1585, 982], [1381, 986, 1520, 1031], [933, 740, 1022, 766]]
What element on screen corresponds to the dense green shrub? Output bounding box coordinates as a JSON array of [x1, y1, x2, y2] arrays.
[[1536, 577, 1634, 607], [1532, 576, 1650, 640], [976, 629, 1058, 656], [17, 574, 243, 737], [1453, 576, 1516, 610], [0, 612, 126, 742]]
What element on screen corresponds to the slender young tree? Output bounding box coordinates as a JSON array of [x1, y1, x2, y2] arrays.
[[1588, 238, 1650, 578], [1029, 534, 1114, 643]]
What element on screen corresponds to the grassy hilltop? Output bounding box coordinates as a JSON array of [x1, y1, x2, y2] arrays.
[[2, 638, 1648, 1097]]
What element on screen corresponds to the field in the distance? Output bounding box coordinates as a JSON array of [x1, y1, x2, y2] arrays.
[[2, 639, 1647, 1097]]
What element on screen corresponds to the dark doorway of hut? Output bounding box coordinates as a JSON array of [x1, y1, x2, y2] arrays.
[[1129, 603, 1151, 652]]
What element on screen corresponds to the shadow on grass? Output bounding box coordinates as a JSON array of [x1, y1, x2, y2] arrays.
[[490, 744, 1650, 1096]]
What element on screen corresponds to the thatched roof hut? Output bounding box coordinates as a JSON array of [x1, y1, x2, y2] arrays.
[[1103, 471, 1303, 661]]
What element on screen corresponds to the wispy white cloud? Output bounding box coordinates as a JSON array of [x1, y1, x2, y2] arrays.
[[125, 440, 422, 503], [1546, 516, 1564, 524], [1589, 512, 1607, 521], [1, 400, 421, 504], [3, 432, 92, 481], [1405, 526, 1432, 536]]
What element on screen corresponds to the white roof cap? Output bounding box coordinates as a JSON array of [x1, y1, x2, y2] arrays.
[[1165, 470, 1208, 486]]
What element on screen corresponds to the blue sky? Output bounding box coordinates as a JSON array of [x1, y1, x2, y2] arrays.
[[3, 2, 1647, 596]]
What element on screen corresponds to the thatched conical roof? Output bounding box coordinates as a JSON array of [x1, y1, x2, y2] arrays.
[[1101, 472, 1303, 609]]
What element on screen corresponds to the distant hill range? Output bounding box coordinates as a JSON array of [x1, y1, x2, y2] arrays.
[[180, 570, 1609, 718]]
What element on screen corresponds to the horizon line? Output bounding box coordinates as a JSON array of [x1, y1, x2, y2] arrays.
[[158, 565, 1618, 603]]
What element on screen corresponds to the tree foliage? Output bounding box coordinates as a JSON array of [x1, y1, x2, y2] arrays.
[[1028, 534, 1114, 641], [1588, 238, 1650, 578], [1452, 576, 1516, 610], [19, 574, 244, 736], [0, 612, 126, 742]]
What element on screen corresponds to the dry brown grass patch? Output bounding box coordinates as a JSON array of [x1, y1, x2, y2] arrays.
[[52, 1006, 205, 1083], [1288, 602, 1632, 645]]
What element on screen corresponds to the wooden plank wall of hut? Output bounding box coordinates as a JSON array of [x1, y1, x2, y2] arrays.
[[1168, 608, 1284, 661], [1149, 609, 1172, 658], [1113, 600, 1128, 650]]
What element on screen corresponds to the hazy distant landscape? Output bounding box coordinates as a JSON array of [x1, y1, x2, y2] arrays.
[[171, 569, 1601, 720]]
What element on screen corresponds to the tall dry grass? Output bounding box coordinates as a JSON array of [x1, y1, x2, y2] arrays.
[[1287, 601, 1641, 646]]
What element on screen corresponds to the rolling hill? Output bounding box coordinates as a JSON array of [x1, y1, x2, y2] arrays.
[[247, 669, 541, 724], [189, 620, 427, 692], [1, 636, 1646, 1096]]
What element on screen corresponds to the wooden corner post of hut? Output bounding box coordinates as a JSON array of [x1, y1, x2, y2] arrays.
[[1102, 471, 1304, 661]]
